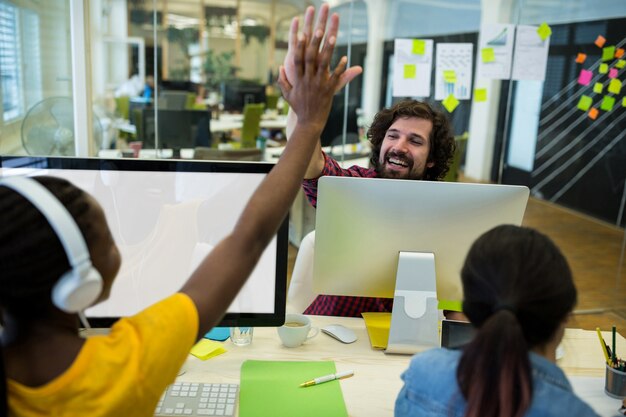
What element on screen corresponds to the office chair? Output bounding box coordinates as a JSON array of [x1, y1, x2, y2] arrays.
[[266, 94, 280, 110], [115, 96, 130, 120], [286, 230, 318, 313], [240, 103, 265, 148]]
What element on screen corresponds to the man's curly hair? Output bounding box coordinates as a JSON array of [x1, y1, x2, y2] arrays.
[[367, 100, 456, 181]]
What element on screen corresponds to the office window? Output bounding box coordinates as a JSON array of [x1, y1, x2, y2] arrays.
[[0, 0, 21, 122]]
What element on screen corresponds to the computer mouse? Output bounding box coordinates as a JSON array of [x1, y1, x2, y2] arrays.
[[322, 324, 357, 344]]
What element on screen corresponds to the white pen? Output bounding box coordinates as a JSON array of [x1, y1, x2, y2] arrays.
[[299, 370, 355, 387]]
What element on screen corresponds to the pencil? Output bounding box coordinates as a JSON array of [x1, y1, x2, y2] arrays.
[[597, 327, 611, 365]]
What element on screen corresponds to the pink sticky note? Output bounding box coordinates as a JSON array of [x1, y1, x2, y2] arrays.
[[609, 68, 618, 79], [578, 69, 593, 86]]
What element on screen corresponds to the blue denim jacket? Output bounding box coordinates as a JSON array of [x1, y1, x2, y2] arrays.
[[395, 348, 599, 417]]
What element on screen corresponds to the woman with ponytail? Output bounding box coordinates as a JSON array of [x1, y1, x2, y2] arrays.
[[395, 225, 598, 417]]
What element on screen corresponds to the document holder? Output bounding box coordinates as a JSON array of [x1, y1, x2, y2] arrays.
[[385, 252, 439, 355]]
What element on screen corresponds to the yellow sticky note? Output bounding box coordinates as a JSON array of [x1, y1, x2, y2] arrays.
[[577, 95, 593, 111], [593, 82, 603, 94], [617, 60, 626, 69], [412, 39, 426, 55], [190, 339, 227, 361], [537, 22, 552, 41], [474, 88, 487, 102], [608, 79, 622, 95], [404, 64, 416, 79], [622, 97, 626, 107], [443, 70, 457, 83], [481, 47, 496, 63], [442, 94, 460, 113], [599, 63, 609, 74], [361, 312, 391, 349]]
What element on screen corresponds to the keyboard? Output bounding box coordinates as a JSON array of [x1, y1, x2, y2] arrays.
[[155, 382, 239, 416]]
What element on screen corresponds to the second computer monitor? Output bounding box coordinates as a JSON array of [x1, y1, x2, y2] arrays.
[[141, 109, 212, 150], [312, 177, 529, 306], [222, 81, 266, 112]]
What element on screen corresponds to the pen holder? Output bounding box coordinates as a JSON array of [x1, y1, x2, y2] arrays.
[[605, 364, 626, 398]]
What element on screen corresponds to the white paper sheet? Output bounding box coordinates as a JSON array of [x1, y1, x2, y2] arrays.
[[435, 43, 473, 100], [477, 23, 515, 80], [569, 375, 623, 416], [392, 38, 433, 98], [511, 25, 551, 81]]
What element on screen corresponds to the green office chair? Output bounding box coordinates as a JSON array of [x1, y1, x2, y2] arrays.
[[115, 96, 130, 120], [444, 132, 468, 182], [266, 94, 280, 110], [241, 103, 265, 148]]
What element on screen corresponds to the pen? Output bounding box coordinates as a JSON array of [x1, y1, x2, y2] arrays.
[[613, 326, 617, 365], [597, 327, 611, 365], [299, 370, 354, 387]]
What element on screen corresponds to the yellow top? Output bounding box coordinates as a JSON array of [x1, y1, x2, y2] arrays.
[[8, 293, 199, 417]]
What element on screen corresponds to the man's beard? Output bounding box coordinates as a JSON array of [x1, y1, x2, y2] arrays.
[[376, 151, 424, 180]]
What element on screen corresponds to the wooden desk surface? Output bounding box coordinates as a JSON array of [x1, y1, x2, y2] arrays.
[[176, 317, 626, 416]]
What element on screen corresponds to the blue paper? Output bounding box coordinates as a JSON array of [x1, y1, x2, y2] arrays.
[[204, 327, 230, 341]]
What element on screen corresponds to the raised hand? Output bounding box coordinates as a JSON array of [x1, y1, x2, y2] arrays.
[[283, 4, 362, 96], [277, 14, 347, 134]]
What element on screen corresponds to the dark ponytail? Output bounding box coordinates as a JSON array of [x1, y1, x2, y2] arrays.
[[456, 225, 577, 417]]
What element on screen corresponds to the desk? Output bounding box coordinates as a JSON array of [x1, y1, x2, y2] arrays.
[[174, 316, 625, 416], [211, 114, 288, 133]]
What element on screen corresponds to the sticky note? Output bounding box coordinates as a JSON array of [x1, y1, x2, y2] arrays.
[[481, 47, 496, 63], [616, 48, 625, 58], [537, 22, 552, 41], [617, 60, 626, 69], [442, 94, 460, 113], [595, 35, 606, 48], [474, 88, 487, 102], [577, 69, 593, 86], [577, 95, 593, 111], [412, 39, 426, 55], [575, 53, 587, 64], [361, 312, 391, 349], [600, 96, 615, 111], [609, 68, 618, 79], [599, 63, 609, 74], [593, 82, 603, 94], [623, 97, 626, 107], [608, 79, 622, 95], [602, 46, 616, 61], [443, 70, 457, 83], [404, 64, 416, 79], [190, 339, 226, 360], [588, 108, 599, 120]]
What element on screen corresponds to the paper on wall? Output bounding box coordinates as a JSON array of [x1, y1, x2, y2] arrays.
[[477, 23, 515, 80], [392, 38, 433, 98], [435, 43, 473, 100], [511, 25, 550, 81]]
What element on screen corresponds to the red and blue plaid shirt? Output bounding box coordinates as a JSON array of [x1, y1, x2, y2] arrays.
[[301, 152, 393, 317]]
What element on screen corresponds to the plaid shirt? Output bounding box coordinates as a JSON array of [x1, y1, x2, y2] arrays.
[[301, 152, 393, 317]]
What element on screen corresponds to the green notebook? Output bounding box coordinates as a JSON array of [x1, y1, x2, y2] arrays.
[[239, 360, 349, 417]]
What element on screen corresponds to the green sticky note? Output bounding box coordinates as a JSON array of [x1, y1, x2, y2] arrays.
[[442, 94, 460, 113], [443, 70, 457, 83], [412, 39, 426, 55], [599, 63, 609, 74], [438, 300, 463, 312], [474, 88, 487, 102], [240, 360, 348, 417], [593, 82, 604, 94], [602, 46, 616, 61], [481, 47, 496, 63], [403, 64, 416, 79], [537, 22, 552, 41], [577, 95, 593, 111], [601, 96, 615, 111], [622, 97, 626, 107], [608, 79, 622, 95], [617, 60, 626, 69]]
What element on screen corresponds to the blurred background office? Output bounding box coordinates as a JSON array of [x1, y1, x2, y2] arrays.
[[0, 0, 624, 331]]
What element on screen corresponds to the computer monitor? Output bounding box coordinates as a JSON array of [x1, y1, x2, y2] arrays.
[[0, 156, 288, 327], [141, 109, 212, 151], [222, 81, 266, 112], [312, 177, 529, 306]]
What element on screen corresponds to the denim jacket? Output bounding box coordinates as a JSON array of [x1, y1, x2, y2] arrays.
[[395, 348, 599, 417]]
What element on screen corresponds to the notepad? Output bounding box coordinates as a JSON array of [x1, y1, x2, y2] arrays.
[[361, 312, 392, 349], [239, 360, 348, 417]]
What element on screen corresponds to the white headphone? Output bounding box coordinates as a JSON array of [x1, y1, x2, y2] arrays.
[[0, 176, 103, 313]]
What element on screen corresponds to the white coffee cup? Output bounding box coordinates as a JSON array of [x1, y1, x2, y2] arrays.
[[277, 313, 319, 348]]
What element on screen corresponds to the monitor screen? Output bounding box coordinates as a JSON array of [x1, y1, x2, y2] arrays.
[[222, 82, 266, 112], [0, 156, 287, 327], [141, 109, 212, 151], [312, 177, 529, 305]]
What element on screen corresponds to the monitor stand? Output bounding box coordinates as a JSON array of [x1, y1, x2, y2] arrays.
[[385, 252, 439, 355]]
